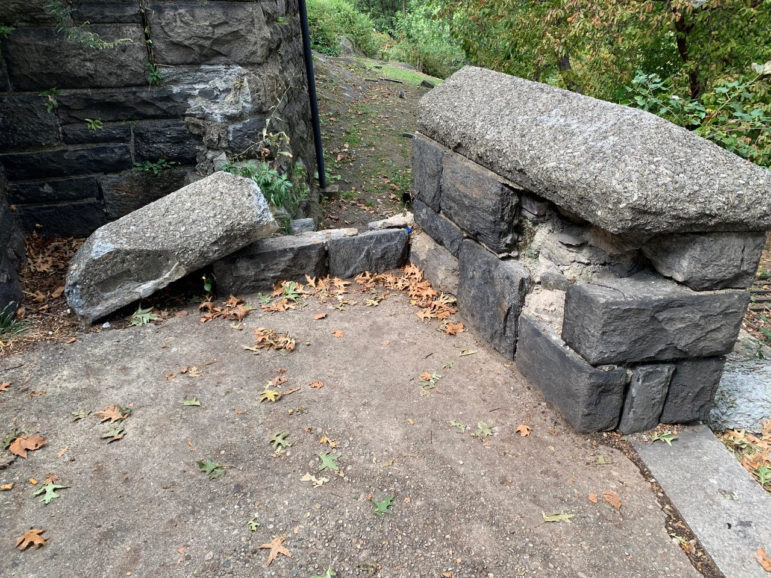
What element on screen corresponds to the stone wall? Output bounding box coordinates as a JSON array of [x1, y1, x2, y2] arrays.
[[413, 66, 771, 434], [0, 0, 312, 237], [0, 167, 25, 318]]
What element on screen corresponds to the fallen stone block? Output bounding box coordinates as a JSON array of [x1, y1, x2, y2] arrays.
[[709, 361, 771, 432], [328, 229, 409, 278], [409, 232, 459, 295], [515, 314, 628, 432], [562, 275, 749, 365], [411, 133, 443, 211], [660, 357, 726, 423], [642, 232, 766, 290], [457, 240, 530, 358], [368, 212, 414, 231], [618, 364, 675, 434], [412, 199, 464, 257], [441, 153, 519, 253], [290, 218, 316, 234], [65, 171, 278, 322]]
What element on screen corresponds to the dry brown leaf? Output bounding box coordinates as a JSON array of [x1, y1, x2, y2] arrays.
[[9, 435, 47, 458], [309, 381, 324, 389], [65, 337, 77, 344], [0, 382, 10, 392], [407, 418, 415, 425], [95, 405, 125, 423], [28, 478, 38, 485], [253, 328, 296, 351], [57, 447, 68, 458], [0, 483, 13, 491], [270, 376, 288, 387], [234, 409, 245, 415], [516, 424, 532, 437], [314, 313, 327, 320], [259, 535, 291, 566], [51, 286, 65, 299], [588, 493, 598, 503], [443, 322, 464, 335], [331, 330, 344, 338], [756, 547, 771, 571], [381, 340, 390, 346], [15, 528, 47, 550], [603, 490, 622, 510], [419, 372, 433, 381], [319, 435, 338, 448]]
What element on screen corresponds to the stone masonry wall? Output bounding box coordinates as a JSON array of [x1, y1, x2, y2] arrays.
[[0, 166, 25, 318], [0, 0, 312, 237], [413, 66, 771, 434]]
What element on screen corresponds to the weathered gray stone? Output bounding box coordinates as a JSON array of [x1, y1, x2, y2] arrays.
[[411, 133, 443, 211], [412, 199, 464, 257], [328, 229, 409, 278], [618, 364, 675, 434], [418, 66, 771, 234], [147, 1, 272, 66], [227, 116, 269, 154], [99, 168, 188, 219], [521, 193, 550, 221], [134, 120, 200, 164], [62, 123, 132, 146], [57, 88, 192, 124], [409, 232, 459, 295], [290, 218, 315, 234], [660, 357, 726, 423], [0, 95, 61, 151], [13, 199, 107, 237], [65, 172, 278, 322], [368, 212, 414, 231], [213, 234, 327, 294], [441, 153, 519, 253], [643, 232, 766, 290], [709, 361, 771, 433], [0, 145, 132, 180], [8, 177, 100, 204], [4, 26, 147, 91], [0, 184, 25, 318], [515, 314, 628, 432], [562, 276, 749, 365], [457, 240, 529, 358], [71, 1, 142, 24], [0, 0, 60, 25]]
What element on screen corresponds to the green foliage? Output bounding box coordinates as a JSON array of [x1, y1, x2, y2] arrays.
[[620, 72, 706, 127], [130, 305, 159, 326], [146, 62, 163, 86], [38, 88, 60, 113], [371, 495, 394, 517], [307, 0, 386, 57], [311, 569, 336, 578], [197, 458, 225, 480], [44, 0, 132, 49], [755, 465, 771, 487], [0, 302, 29, 336], [85, 118, 103, 131], [223, 161, 307, 216], [318, 452, 340, 471], [650, 431, 678, 446], [134, 158, 178, 175]]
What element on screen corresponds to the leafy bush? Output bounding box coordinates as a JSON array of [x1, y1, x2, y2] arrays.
[[307, 0, 385, 57], [223, 161, 308, 217]]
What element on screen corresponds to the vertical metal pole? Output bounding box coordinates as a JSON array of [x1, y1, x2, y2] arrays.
[[298, 0, 327, 189]]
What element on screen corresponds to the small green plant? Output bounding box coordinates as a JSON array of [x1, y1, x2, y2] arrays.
[[0, 302, 28, 336], [130, 305, 159, 326], [38, 88, 60, 113], [223, 161, 307, 216], [247, 519, 260, 531], [650, 431, 678, 446], [755, 465, 771, 487], [201, 274, 214, 293], [134, 159, 178, 175], [85, 118, 103, 131], [45, 0, 132, 49], [146, 62, 163, 86], [371, 495, 394, 517], [197, 458, 225, 480]]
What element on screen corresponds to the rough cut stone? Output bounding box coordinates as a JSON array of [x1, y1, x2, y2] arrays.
[[71, 1, 143, 24], [8, 177, 101, 205], [409, 232, 459, 295], [441, 153, 519, 253], [13, 200, 107, 237], [562, 276, 749, 365], [328, 229, 409, 278], [99, 168, 188, 219], [709, 361, 771, 433], [643, 232, 766, 290], [290, 218, 316, 234], [411, 134, 443, 211], [0, 146, 132, 181], [62, 123, 132, 146], [368, 212, 414, 231], [412, 200, 464, 257], [660, 358, 726, 423], [134, 120, 200, 164], [57, 88, 192, 124], [0, 95, 61, 151], [212, 233, 328, 294], [227, 116, 269, 154], [0, 187, 25, 317], [515, 315, 628, 432], [618, 364, 675, 434], [457, 240, 530, 358], [65, 172, 278, 322], [418, 66, 771, 234], [521, 193, 550, 221], [148, 1, 271, 66]]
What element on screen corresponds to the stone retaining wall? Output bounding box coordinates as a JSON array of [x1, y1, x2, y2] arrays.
[[0, 0, 312, 237], [413, 66, 771, 434], [0, 167, 25, 317]]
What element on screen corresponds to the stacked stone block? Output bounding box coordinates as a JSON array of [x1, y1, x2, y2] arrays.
[[0, 169, 25, 318], [0, 0, 312, 237], [412, 66, 771, 434]]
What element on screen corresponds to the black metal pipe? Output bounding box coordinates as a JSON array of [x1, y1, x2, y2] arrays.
[[298, 0, 326, 189]]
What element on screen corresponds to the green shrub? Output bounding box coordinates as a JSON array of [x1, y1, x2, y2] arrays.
[[223, 161, 308, 217], [307, 0, 385, 57]]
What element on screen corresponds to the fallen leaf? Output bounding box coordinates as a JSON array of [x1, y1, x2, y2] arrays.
[[419, 372, 433, 381], [234, 409, 245, 415], [372, 495, 394, 517], [516, 424, 532, 437], [65, 337, 77, 344], [318, 452, 340, 471], [51, 286, 65, 299], [34, 482, 68, 504], [270, 375, 288, 387], [44, 474, 59, 484], [28, 478, 38, 485], [300, 472, 329, 487], [603, 490, 622, 510], [95, 405, 129, 423], [407, 418, 414, 425], [15, 528, 47, 550], [197, 458, 225, 480], [319, 435, 338, 448], [57, 447, 68, 457], [181, 398, 201, 406], [309, 381, 324, 389], [0, 483, 13, 490], [756, 547, 771, 571], [443, 322, 464, 335], [331, 330, 344, 338], [0, 382, 10, 392], [259, 535, 291, 566], [314, 313, 327, 320], [588, 493, 598, 503], [9, 435, 47, 458], [542, 511, 575, 523], [381, 340, 390, 346]]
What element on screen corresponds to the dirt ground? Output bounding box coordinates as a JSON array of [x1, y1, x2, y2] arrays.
[[1, 282, 698, 577]]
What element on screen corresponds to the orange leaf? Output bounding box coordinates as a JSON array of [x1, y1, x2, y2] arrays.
[[0, 381, 11, 392], [319, 435, 338, 448], [331, 330, 344, 338], [309, 381, 324, 389], [588, 493, 598, 503], [444, 322, 464, 335], [259, 535, 291, 566], [314, 313, 327, 320], [28, 478, 38, 485], [9, 435, 47, 458], [234, 409, 245, 415], [419, 372, 433, 381], [756, 547, 771, 571], [51, 286, 65, 299], [516, 424, 532, 437], [0, 483, 14, 491], [15, 528, 47, 550], [66, 337, 77, 344], [603, 490, 622, 510]]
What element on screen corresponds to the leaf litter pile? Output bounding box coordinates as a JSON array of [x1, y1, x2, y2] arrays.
[[718, 419, 771, 494]]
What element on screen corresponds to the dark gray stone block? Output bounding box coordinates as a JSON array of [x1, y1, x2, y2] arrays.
[[411, 133, 443, 211], [521, 193, 550, 221], [228, 116, 269, 154], [62, 123, 132, 146], [0, 145, 132, 180], [562, 276, 749, 365], [134, 120, 199, 164], [328, 229, 409, 278], [643, 232, 766, 290], [0, 0, 59, 25], [0, 95, 61, 151], [71, 1, 143, 24], [4, 26, 147, 91], [515, 314, 628, 433], [212, 234, 327, 294], [660, 357, 726, 423], [440, 153, 518, 253], [99, 168, 188, 219], [8, 177, 101, 204], [14, 199, 108, 237], [457, 239, 530, 358], [57, 88, 192, 124], [412, 199, 464, 257], [409, 232, 459, 295], [0, 188, 24, 317], [618, 364, 675, 434]]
